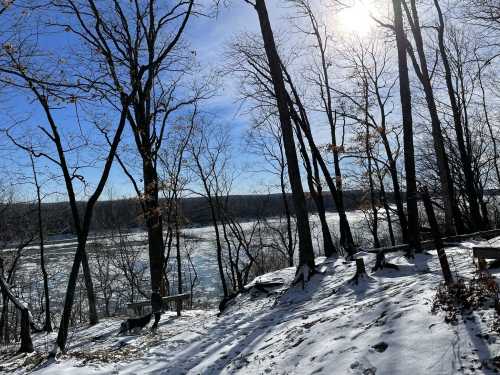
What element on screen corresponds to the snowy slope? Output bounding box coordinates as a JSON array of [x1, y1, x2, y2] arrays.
[[4, 238, 500, 374]]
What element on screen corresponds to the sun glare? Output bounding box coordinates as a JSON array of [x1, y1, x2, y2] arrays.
[[339, 1, 374, 36]]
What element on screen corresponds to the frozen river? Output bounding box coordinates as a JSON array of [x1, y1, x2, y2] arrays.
[[7, 210, 394, 310]]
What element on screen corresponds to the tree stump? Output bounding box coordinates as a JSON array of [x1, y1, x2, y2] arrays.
[[350, 258, 368, 285], [372, 251, 399, 272]]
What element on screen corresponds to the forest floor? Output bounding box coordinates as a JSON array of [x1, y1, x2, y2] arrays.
[[4, 237, 500, 374]]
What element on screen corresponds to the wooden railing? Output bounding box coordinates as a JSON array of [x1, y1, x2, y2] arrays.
[[126, 293, 191, 317]]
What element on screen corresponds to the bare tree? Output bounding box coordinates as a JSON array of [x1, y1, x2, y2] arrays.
[[333, 38, 406, 245], [188, 120, 233, 299], [247, 119, 296, 266], [159, 112, 195, 315], [28, 153, 52, 332], [287, 0, 355, 251], [390, 0, 420, 254], [0, 23, 132, 351], [245, 0, 315, 280], [50, 0, 204, 329], [0, 189, 36, 351]]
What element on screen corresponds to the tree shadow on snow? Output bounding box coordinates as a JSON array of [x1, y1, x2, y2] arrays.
[[142, 271, 334, 374]]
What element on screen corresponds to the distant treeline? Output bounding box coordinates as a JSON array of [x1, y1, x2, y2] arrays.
[[4, 190, 500, 237]]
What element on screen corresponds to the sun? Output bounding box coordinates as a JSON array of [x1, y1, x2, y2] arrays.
[[338, 1, 375, 36]]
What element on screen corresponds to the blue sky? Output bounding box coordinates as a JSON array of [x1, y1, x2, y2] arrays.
[[0, 0, 398, 201], [0, 1, 296, 201], [3, 0, 497, 203]]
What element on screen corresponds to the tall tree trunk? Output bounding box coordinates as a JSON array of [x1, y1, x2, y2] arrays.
[[370, 64, 408, 241], [403, 0, 463, 236], [39, 228, 51, 333], [433, 0, 482, 231], [330, 116, 355, 254], [212, 209, 229, 297], [287, 97, 352, 256], [313, 156, 337, 257], [279, 172, 295, 266], [32, 160, 52, 332], [143, 159, 165, 327], [421, 188, 453, 285], [253, 0, 315, 277], [365, 111, 380, 248], [392, 0, 420, 255], [305, 6, 354, 251], [295, 118, 337, 257], [477, 59, 500, 186], [0, 275, 33, 353], [221, 215, 237, 291], [281, 64, 354, 256], [80, 250, 98, 325], [377, 170, 396, 246], [175, 207, 182, 316], [0, 293, 8, 344], [377, 122, 408, 242], [56, 237, 88, 352], [280, 177, 294, 267], [53, 100, 129, 354], [144, 160, 165, 294]]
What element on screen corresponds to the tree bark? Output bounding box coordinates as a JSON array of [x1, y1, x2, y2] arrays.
[[392, 0, 420, 255], [144, 161, 164, 293], [0, 292, 8, 344], [313, 156, 337, 257]]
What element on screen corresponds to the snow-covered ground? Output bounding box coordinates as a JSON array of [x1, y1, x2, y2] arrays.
[[4, 236, 500, 374]]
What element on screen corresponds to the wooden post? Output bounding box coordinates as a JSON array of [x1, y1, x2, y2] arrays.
[[349, 258, 368, 285], [176, 300, 181, 317], [356, 258, 366, 274], [421, 187, 454, 285], [478, 257, 488, 272]]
